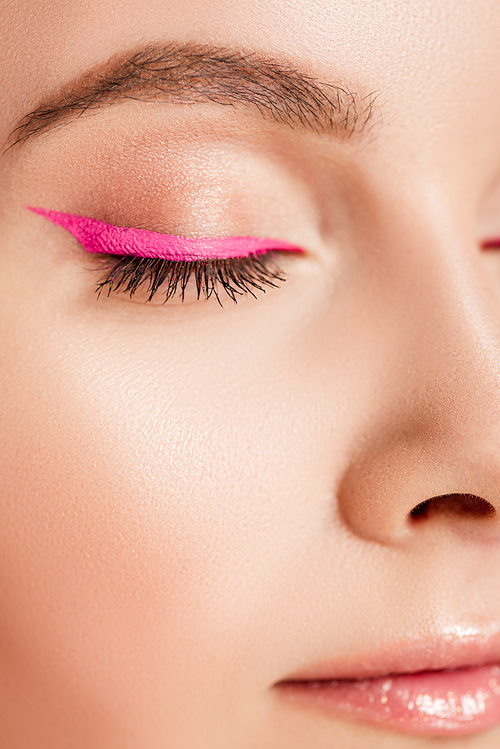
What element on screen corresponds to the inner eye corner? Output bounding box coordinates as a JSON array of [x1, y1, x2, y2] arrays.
[[481, 238, 500, 250]]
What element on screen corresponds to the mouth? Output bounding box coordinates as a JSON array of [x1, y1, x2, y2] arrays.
[[277, 630, 500, 736]]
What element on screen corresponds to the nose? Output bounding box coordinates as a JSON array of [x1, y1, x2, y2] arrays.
[[336, 198, 500, 544]]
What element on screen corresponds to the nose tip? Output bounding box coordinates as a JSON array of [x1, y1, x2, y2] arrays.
[[336, 437, 500, 545], [333, 226, 500, 545]]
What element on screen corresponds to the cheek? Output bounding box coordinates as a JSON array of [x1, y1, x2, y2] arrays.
[[0, 292, 331, 730]]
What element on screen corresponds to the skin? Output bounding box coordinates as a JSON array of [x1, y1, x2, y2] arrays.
[[1, 0, 500, 746]]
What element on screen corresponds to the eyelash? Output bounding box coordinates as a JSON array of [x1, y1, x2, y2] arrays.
[[94, 251, 287, 304]]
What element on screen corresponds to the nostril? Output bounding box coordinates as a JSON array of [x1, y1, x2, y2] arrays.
[[410, 494, 495, 520]]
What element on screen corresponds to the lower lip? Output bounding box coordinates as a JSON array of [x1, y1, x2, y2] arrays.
[[280, 664, 500, 735]]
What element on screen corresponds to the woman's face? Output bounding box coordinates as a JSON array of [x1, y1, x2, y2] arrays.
[[2, 0, 500, 746]]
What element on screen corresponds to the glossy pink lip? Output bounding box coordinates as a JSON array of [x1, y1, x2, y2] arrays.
[[278, 630, 500, 736], [27, 207, 303, 261], [281, 665, 500, 735]]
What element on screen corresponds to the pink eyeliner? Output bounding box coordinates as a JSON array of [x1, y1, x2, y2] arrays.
[[27, 207, 303, 261]]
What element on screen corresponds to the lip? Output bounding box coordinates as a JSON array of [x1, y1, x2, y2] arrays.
[[278, 628, 500, 736]]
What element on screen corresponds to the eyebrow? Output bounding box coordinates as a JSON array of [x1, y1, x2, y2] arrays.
[[8, 42, 379, 150]]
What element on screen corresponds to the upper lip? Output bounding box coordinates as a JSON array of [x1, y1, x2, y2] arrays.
[[281, 625, 500, 682]]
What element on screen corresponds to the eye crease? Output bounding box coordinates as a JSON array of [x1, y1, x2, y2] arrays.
[[28, 206, 303, 304]]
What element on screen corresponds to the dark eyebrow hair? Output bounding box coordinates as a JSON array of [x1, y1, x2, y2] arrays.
[[8, 42, 379, 150]]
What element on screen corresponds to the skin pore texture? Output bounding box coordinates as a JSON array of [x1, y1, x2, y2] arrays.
[[2, 0, 500, 747]]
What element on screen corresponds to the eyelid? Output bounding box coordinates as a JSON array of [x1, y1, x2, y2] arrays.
[[27, 206, 304, 261]]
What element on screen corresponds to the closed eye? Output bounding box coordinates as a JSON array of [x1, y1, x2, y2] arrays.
[[27, 205, 303, 305], [94, 252, 287, 305]]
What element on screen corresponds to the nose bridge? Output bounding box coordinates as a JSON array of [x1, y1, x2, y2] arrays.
[[400, 246, 500, 435], [389, 180, 500, 418], [337, 204, 500, 542], [415, 218, 500, 416]]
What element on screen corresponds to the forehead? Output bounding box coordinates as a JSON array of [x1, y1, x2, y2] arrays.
[[1, 0, 500, 172]]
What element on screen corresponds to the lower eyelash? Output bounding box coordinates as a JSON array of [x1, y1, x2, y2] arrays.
[[94, 252, 287, 305]]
